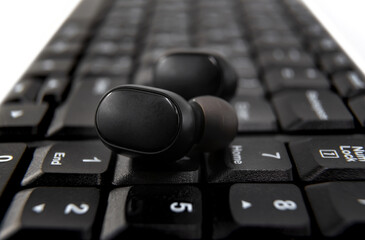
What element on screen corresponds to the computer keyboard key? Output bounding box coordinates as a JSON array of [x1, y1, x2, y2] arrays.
[[309, 37, 339, 53], [252, 33, 302, 49], [272, 90, 354, 131], [0, 103, 49, 136], [96, 27, 139, 41], [333, 71, 365, 98], [88, 39, 136, 57], [257, 48, 314, 68], [47, 78, 122, 137], [206, 138, 292, 183], [231, 96, 277, 132], [76, 57, 132, 77], [67, 0, 108, 24], [196, 29, 242, 44], [349, 95, 365, 127], [3, 79, 42, 103], [198, 43, 249, 59], [289, 137, 365, 182], [0, 187, 100, 240], [235, 78, 265, 96], [112, 154, 200, 185], [42, 40, 83, 58], [57, 22, 90, 41], [26, 58, 75, 77], [100, 186, 202, 239], [306, 182, 365, 237], [319, 52, 353, 73], [37, 76, 70, 103], [211, 183, 310, 239], [301, 24, 327, 38], [0, 143, 27, 197], [264, 67, 330, 93], [21, 141, 112, 186], [146, 33, 190, 48], [229, 57, 258, 79]]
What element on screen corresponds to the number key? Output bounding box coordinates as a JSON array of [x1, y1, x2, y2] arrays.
[[0, 143, 27, 197], [211, 184, 311, 239], [0, 187, 100, 239], [100, 186, 202, 239], [21, 141, 112, 186], [206, 138, 293, 182]]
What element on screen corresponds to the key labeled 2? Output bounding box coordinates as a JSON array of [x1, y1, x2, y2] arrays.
[[0, 187, 100, 239]]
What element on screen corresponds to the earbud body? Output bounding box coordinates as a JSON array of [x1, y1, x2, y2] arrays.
[[153, 51, 237, 100], [95, 85, 237, 161]]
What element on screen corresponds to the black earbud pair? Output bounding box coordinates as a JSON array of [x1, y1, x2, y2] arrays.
[[95, 51, 238, 161]]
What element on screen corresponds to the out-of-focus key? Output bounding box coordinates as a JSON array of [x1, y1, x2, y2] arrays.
[[264, 67, 329, 93], [26, 58, 74, 77], [235, 78, 264, 96], [333, 71, 365, 98], [258, 48, 314, 68], [272, 90, 354, 131], [3, 79, 42, 103], [37, 76, 70, 103], [76, 57, 132, 77], [349, 95, 365, 127], [231, 97, 277, 132], [319, 52, 352, 74]]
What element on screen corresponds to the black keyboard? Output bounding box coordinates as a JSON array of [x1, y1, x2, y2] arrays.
[[1, 0, 365, 239]]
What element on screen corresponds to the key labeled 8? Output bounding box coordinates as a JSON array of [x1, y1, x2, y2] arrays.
[[273, 200, 297, 211]]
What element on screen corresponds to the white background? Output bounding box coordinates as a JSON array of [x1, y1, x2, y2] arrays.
[[0, 0, 365, 102], [0, 0, 81, 102]]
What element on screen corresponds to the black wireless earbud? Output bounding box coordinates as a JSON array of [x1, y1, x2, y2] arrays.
[[153, 51, 237, 100], [95, 85, 238, 161]]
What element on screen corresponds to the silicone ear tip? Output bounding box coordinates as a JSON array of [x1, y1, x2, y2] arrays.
[[189, 96, 238, 152]]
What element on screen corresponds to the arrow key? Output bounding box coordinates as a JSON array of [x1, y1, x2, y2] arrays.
[[21, 141, 112, 186], [0, 103, 49, 137], [0, 187, 100, 239]]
